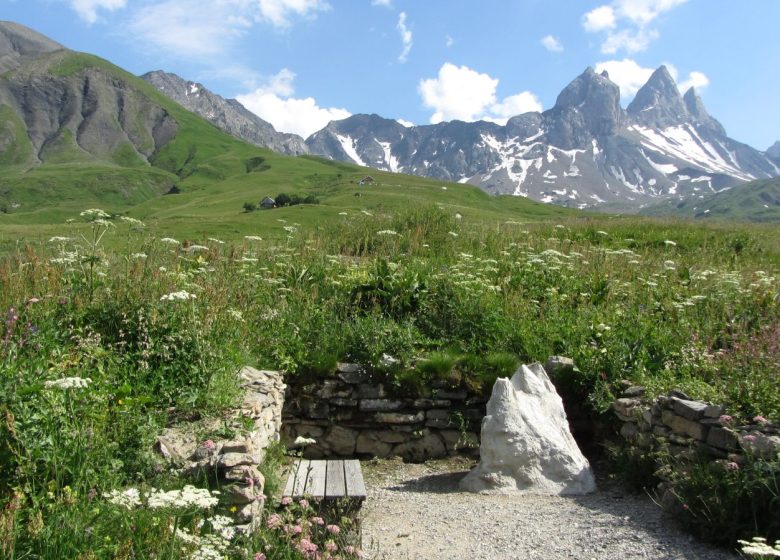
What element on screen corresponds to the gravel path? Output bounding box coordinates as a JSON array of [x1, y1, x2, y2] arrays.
[[360, 458, 738, 560]]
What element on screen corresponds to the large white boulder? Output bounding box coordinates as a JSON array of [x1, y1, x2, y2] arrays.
[[460, 363, 596, 495]]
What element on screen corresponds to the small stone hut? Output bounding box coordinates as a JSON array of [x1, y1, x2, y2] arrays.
[[260, 197, 276, 209]]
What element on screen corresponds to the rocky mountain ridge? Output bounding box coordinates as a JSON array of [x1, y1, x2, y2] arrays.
[[305, 66, 779, 209], [140, 71, 307, 156]]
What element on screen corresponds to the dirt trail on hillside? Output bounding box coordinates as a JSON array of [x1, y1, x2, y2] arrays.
[[360, 458, 737, 560]]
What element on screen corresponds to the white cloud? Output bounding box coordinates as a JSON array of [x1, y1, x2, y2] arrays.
[[236, 69, 350, 138], [126, 0, 328, 58], [583, 6, 616, 32], [594, 58, 654, 96], [68, 0, 127, 24], [595, 58, 709, 99], [445, 34, 454, 48], [397, 11, 412, 63], [488, 92, 544, 124], [256, 0, 329, 28], [419, 63, 542, 125], [583, 0, 688, 54], [678, 70, 709, 93], [371, 0, 393, 7], [541, 35, 564, 52]]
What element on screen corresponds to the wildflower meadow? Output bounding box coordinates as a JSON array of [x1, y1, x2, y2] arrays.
[[1, 205, 779, 557]]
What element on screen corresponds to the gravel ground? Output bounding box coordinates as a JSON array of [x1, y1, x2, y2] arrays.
[[360, 457, 738, 560]]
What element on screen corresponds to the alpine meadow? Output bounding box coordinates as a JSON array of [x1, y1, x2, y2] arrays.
[[1, 6, 779, 560]]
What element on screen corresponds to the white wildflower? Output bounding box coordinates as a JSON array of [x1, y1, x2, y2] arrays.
[[664, 260, 676, 270], [377, 230, 398, 236], [448, 231, 458, 237], [80, 208, 111, 220], [293, 436, 317, 447], [664, 240, 677, 246], [120, 216, 145, 227], [227, 309, 244, 322], [160, 237, 179, 245], [245, 235, 263, 241], [160, 291, 197, 302], [283, 226, 297, 233], [455, 212, 462, 220], [338, 212, 348, 216], [596, 230, 608, 236], [104, 488, 142, 509], [207, 237, 225, 244], [48, 236, 71, 243], [130, 253, 147, 259], [44, 377, 92, 390], [184, 245, 209, 253], [147, 485, 219, 510], [361, 210, 373, 216]]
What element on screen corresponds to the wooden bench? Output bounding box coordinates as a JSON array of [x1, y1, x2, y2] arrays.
[[283, 459, 367, 503]]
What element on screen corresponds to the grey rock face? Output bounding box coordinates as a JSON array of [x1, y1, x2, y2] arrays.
[[0, 64, 177, 165], [0, 20, 64, 72], [767, 141, 780, 166], [627, 65, 688, 129], [141, 70, 307, 156], [305, 65, 778, 211]]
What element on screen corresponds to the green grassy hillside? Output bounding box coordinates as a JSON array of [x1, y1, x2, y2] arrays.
[[641, 177, 780, 223], [0, 51, 577, 248]]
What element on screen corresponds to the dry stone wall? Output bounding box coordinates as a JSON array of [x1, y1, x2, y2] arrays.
[[282, 363, 485, 461], [613, 383, 780, 469], [155, 366, 285, 531]]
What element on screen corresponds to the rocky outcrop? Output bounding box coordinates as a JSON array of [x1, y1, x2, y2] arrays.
[[306, 66, 779, 209], [460, 363, 596, 495], [141, 70, 308, 156], [0, 21, 64, 72]]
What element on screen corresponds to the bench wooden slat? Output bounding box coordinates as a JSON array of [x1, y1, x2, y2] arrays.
[[325, 459, 346, 498], [305, 460, 327, 498], [291, 459, 310, 497], [344, 459, 367, 500], [283, 459, 301, 498]]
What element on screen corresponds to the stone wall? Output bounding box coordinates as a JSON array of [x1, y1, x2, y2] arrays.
[[282, 363, 485, 461], [613, 383, 780, 467], [155, 366, 285, 531]]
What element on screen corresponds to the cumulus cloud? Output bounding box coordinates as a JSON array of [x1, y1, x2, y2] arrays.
[[678, 70, 709, 93], [541, 35, 564, 52], [594, 58, 654, 96], [397, 11, 412, 63], [583, 0, 687, 54], [236, 69, 350, 138], [419, 63, 542, 125], [583, 5, 616, 32], [68, 0, 127, 24], [126, 0, 328, 57], [595, 58, 709, 99]]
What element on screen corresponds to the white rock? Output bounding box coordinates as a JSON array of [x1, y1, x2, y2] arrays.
[[460, 363, 596, 495]]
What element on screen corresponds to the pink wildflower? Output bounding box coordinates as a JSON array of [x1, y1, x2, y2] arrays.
[[325, 542, 338, 552], [266, 514, 283, 529], [299, 498, 309, 509], [754, 415, 768, 424], [719, 415, 733, 423], [726, 461, 740, 471], [296, 538, 319, 559], [326, 524, 340, 535], [743, 435, 757, 442], [281, 496, 293, 506], [254, 554, 267, 560], [202, 439, 216, 450], [246, 476, 255, 489], [292, 525, 303, 535], [311, 516, 325, 526]]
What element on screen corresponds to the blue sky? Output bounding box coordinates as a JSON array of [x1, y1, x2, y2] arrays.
[[2, 0, 779, 148]]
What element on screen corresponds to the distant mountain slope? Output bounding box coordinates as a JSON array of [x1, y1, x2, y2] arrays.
[[641, 177, 780, 222], [306, 66, 779, 211], [0, 21, 289, 212], [141, 70, 308, 156], [767, 141, 780, 167]]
